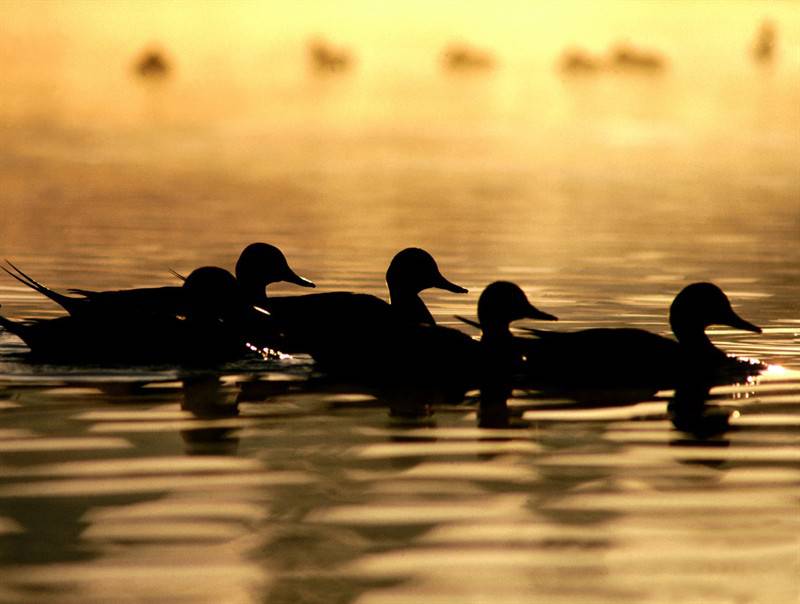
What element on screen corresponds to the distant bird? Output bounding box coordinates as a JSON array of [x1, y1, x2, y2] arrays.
[[2, 243, 313, 319], [442, 42, 495, 71], [752, 20, 777, 62], [134, 47, 171, 78], [0, 267, 272, 364], [609, 42, 665, 71], [559, 47, 602, 73], [266, 248, 467, 363], [308, 37, 352, 72], [520, 282, 764, 389]]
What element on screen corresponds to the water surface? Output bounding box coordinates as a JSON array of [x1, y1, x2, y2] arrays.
[[0, 2, 798, 603]]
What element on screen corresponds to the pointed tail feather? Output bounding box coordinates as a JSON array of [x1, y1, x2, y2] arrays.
[[2, 261, 80, 313], [168, 268, 186, 282]]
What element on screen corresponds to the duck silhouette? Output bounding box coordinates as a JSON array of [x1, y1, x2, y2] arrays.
[[521, 282, 764, 389], [2, 243, 313, 318], [265, 248, 467, 359], [317, 280, 557, 404], [0, 267, 276, 364], [452, 281, 558, 423]]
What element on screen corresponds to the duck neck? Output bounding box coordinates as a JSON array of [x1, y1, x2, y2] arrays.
[[480, 322, 513, 348], [238, 278, 269, 308], [389, 286, 435, 326], [671, 319, 717, 354]]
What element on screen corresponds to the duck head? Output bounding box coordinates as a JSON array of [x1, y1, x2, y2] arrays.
[[235, 243, 315, 304], [477, 281, 557, 337], [182, 266, 243, 321], [385, 248, 467, 325], [669, 282, 761, 345], [385, 248, 467, 296]]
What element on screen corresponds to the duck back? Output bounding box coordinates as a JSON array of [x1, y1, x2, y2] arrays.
[[68, 285, 187, 316]]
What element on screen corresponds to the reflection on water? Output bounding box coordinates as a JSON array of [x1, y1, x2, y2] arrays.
[[0, 1, 799, 603], [1, 369, 798, 603]]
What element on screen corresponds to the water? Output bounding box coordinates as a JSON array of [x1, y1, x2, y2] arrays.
[[0, 1, 799, 602]]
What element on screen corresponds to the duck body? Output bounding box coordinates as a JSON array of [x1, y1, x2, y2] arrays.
[[2, 242, 314, 319], [64, 285, 187, 318], [521, 283, 764, 390], [0, 267, 276, 365], [0, 312, 243, 365], [320, 320, 483, 404], [265, 248, 468, 360], [266, 292, 393, 358], [522, 328, 722, 389], [268, 292, 480, 400]]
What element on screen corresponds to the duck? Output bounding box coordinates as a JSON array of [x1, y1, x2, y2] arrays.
[[265, 247, 467, 360], [520, 282, 764, 389], [451, 281, 558, 423], [317, 280, 558, 406], [0, 266, 276, 364], [2, 242, 314, 318]]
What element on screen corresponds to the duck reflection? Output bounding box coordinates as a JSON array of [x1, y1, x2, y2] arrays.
[[180, 374, 240, 455], [668, 379, 738, 438]]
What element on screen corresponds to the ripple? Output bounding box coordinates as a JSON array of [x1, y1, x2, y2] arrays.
[[0, 471, 312, 497], [0, 437, 131, 452]]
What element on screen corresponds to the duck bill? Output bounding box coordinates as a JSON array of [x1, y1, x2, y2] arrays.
[[434, 274, 468, 294], [724, 309, 761, 333], [284, 269, 316, 288], [526, 304, 558, 321]]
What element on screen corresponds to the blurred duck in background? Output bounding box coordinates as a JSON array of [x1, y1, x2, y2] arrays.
[[752, 20, 777, 62], [308, 37, 352, 72], [442, 42, 495, 71], [134, 45, 171, 78]]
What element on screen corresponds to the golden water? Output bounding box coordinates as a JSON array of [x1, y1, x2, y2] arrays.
[[0, 2, 798, 602]]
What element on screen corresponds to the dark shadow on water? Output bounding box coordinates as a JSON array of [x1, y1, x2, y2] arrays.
[[180, 374, 240, 455], [668, 379, 737, 439]]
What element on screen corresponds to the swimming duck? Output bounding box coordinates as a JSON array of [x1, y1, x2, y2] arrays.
[[0, 266, 275, 364], [317, 280, 557, 405], [2, 242, 314, 318], [521, 282, 764, 389], [265, 247, 467, 358], [452, 281, 558, 423]]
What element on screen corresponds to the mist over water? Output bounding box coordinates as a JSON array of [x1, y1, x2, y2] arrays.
[[0, 2, 798, 603]]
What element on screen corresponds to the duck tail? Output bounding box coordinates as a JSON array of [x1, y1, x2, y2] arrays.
[[168, 268, 186, 282], [2, 261, 79, 313]]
